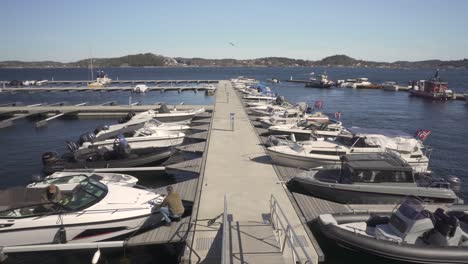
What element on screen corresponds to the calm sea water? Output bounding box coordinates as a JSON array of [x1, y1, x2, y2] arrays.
[[0, 67, 467, 263]]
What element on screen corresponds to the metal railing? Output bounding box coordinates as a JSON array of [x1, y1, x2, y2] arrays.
[[270, 195, 313, 264], [221, 194, 228, 264]]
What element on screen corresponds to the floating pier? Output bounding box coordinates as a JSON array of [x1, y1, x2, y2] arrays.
[[0, 104, 213, 128], [182, 81, 316, 264]]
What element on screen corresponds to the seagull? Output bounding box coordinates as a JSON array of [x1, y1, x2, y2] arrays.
[[229, 42, 235, 46]]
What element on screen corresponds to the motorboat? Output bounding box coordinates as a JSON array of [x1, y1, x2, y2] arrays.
[[266, 127, 429, 172], [204, 84, 216, 95], [318, 197, 468, 263], [70, 118, 186, 153], [0, 177, 165, 246], [27, 172, 139, 190], [382, 81, 411, 91], [132, 84, 149, 93], [305, 73, 334, 88], [88, 71, 112, 88], [287, 153, 462, 204], [268, 119, 344, 141], [243, 94, 276, 101], [409, 70, 454, 100], [116, 113, 190, 131], [42, 138, 176, 174], [131, 104, 205, 123], [249, 103, 306, 118], [73, 128, 185, 153], [355, 78, 382, 89], [257, 111, 329, 128]]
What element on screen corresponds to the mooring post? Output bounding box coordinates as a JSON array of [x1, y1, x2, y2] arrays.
[[230, 112, 235, 131]]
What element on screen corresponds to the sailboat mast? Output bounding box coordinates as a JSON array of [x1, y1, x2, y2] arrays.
[[90, 58, 94, 80]]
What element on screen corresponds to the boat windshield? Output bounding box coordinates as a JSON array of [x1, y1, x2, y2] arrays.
[[42, 175, 88, 185], [0, 179, 107, 218], [396, 197, 426, 220], [62, 179, 108, 211], [335, 135, 357, 147]]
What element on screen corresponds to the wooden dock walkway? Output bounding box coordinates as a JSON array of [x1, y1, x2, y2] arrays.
[[183, 81, 316, 264], [126, 111, 213, 247]]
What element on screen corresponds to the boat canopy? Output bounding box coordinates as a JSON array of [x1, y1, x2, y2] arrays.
[[343, 153, 413, 171], [347, 127, 421, 153]]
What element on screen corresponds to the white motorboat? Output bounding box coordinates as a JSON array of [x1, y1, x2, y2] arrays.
[[267, 127, 429, 172], [132, 84, 149, 93], [268, 119, 344, 140], [131, 104, 205, 123], [249, 103, 305, 117], [0, 177, 165, 246], [382, 81, 411, 91], [27, 172, 139, 190], [257, 111, 329, 128], [78, 129, 185, 151], [243, 94, 276, 101]]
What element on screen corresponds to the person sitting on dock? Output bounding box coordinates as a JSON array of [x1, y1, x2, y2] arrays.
[[160, 186, 185, 226]]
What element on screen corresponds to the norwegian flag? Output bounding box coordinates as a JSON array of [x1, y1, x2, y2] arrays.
[[314, 100, 324, 109], [415, 129, 431, 141], [334, 111, 342, 119]]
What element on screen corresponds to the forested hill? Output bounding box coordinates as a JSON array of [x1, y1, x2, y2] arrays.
[[1, 53, 467, 69]]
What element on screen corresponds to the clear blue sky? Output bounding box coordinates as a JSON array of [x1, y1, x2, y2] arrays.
[[2, 0, 467, 62]]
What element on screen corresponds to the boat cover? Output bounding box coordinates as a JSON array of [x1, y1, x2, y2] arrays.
[[348, 127, 421, 153]]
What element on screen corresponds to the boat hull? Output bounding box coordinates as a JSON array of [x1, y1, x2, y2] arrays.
[[318, 213, 468, 264], [287, 177, 457, 204], [266, 148, 340, 169], [305, 82, 332, 88], [43, 148, 176, 174], [409, 89, 452, 100]]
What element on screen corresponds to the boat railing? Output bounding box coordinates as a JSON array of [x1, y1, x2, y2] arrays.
[[221, 194, 228, 264], [270, 195, 313, 264]]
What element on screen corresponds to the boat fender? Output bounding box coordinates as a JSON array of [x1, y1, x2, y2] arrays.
[[53, 226, 67, 244]]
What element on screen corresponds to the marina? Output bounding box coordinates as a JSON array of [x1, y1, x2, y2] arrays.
[[0, 69, 467, 264]]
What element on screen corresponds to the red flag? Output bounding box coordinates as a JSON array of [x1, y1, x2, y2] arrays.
[[415, 129, 431, 141], [314, 100, 323, 109], [334, 111, 342, 119]]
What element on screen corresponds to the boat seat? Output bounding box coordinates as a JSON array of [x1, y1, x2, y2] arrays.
[[367, 214, 390, 227], [447, 211, 468, 225], [375, 223, 403, 243], [434, 208, 459, 238]]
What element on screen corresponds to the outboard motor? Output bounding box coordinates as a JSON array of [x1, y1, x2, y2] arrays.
[[158, 104, 170, 113], [93, 125, 109, 135], [118, 112, 136, 124], [77, 132, 96, 146], [66, 141, 79, 152], [275, 96, 285, 105], [42, 152, 59, 165], [113, 135, 131, 158], [446, 175, 462, 195]]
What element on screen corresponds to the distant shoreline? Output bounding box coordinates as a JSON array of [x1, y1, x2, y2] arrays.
[[1, 53, 467, 69]]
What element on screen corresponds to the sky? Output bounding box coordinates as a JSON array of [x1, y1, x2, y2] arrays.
[[1, 0, 468, 62]]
